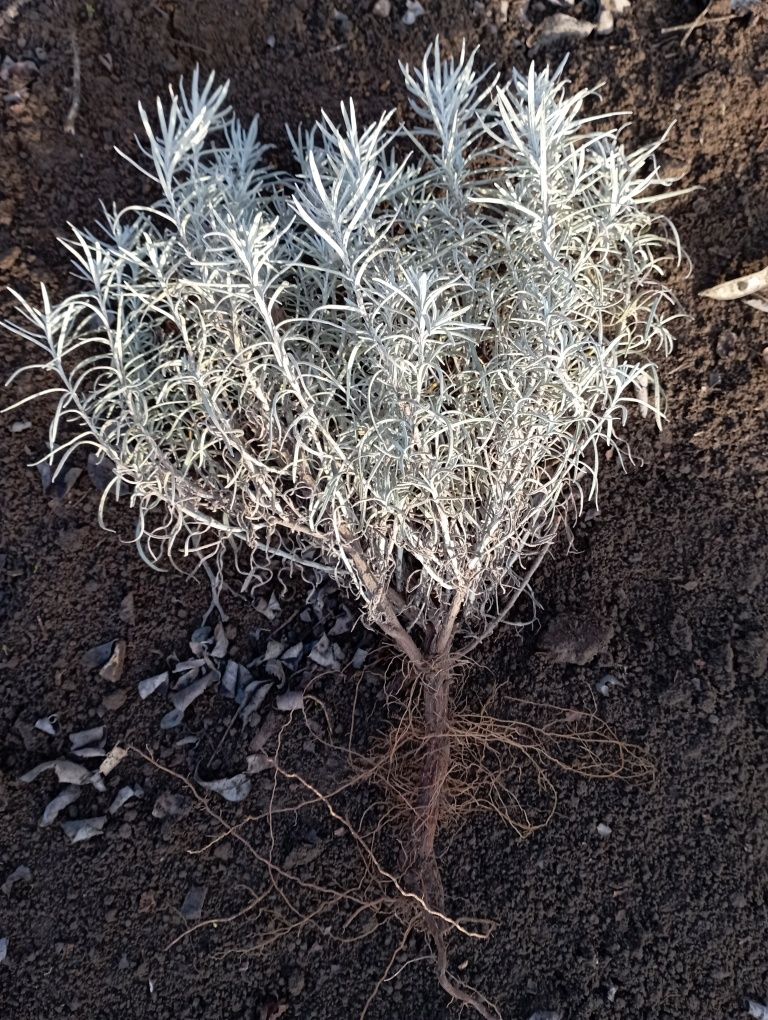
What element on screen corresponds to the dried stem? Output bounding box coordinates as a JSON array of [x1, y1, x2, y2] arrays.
[[63, 25, 81, 135]]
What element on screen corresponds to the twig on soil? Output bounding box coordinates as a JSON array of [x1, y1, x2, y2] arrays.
[[660, 2, 743, 44], [63, 25, 81, 135]]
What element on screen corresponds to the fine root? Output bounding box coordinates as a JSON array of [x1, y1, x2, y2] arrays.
[[133, 657, 650, 1017]]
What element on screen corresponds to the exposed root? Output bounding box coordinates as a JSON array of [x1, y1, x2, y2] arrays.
[[132, 650, 651, 1018], [363, 658, 650, 845]]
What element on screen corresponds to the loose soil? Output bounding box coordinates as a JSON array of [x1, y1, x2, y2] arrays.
[[1, 2, 768, 1018]]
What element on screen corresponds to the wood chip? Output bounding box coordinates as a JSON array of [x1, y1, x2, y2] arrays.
[[99, 639, 126, 683], [99, 745, 128, 776]]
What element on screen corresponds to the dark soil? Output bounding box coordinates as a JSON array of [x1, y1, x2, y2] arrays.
[[2, 2, 768, 1018]]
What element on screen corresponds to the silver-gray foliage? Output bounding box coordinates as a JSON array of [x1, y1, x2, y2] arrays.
[[6, 42, 684, 651]]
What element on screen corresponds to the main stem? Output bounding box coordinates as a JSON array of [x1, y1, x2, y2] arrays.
[[414, 653, 453, 914], [413, 644, 498, 1018], [377, 591, 499, 1017]]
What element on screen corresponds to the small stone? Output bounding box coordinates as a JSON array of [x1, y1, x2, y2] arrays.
[[596, 7, 614, 33], [495, 0, 510, 22], [0, 199, 15, 226], [402, 0, 424, 24], [3, 59, 38, 85], [716, 330, 737, 360], [151, 791, 193, 820], [333, 8, 351, 33], [733, 631, 768, 678], [1, 865, 32, 896], [102, 689, 127, 711], [527, 13, 594, 47], [670, 613, 693, 653], [0, 246, 21, 271], [138, 890, 156, 913], [538, 614, 614, 665], [372, 0, 391, 14], [56, 527, 88, 553], [118, 592, 135, 625], [730, 891, 747, 909], [100, 639, 126, 683], [180, 885, 207, 921], [288, 967, 306, 997]]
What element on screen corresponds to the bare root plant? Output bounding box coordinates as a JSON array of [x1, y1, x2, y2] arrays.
[[6, 39, 683, 1015]]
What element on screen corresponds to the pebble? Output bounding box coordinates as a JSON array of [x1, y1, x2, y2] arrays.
[[118, 592, 135, 626], [1, 864, 32, 895], [0, 245, 21, 271], [56, 527, 89, 553], [99, 639, 126, 683], [402, 0, 424, 24], [538, 613, 614, 665], [372, 0, 391, 14], [180, 885, 208, 921], [138, 890, 156, 913], [288, 967, 306, 997], [333, 8, 351, 34], [716, 330, 737, 360], [102, 689, 127, 711], [597, 7, 614, 33], [527, 13, 594, 47]]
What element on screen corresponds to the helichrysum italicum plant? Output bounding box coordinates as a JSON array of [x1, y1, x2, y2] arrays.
[[5, 41, 684, 1009], [7, 42, 682, 659]]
